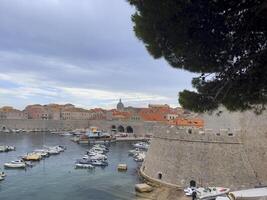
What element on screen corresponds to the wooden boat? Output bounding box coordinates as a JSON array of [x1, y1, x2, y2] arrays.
[[22, 153, 42, 161]]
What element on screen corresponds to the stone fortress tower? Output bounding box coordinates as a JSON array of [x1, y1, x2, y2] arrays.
[[141, 107, 267, 190]]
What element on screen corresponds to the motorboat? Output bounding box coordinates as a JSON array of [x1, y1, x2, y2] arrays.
[[87, 149, 105, 155], [128, 148, 142, 156], [0, 171, 6, 177], [59, 132, 72, 136], [6, 146, 16, 151], [0, 145, 16, 152], [133, 142, 149, 150], [22, 153, 42, 161], [91, 147, 108, 153], [133, 152, 146, 162], [82, 154, 107, 160], [43, 145, 65, 154], [76, 158, 92, 164], [92, 144, 109, 151], [33, 149, 50, 157], [34, 152, 49, 158], [90, 160, 108, 166], [4, 160, 26, 168], [196, 187, 230, 200], [75, 163, 95, 169], [90, 154, 107, 160], [0, 146, 6, 152]]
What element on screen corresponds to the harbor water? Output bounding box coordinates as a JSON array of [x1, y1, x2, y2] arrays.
[[0, 133, 140, 200]]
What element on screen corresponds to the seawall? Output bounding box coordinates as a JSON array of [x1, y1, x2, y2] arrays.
[[0, 119, 90, 131], [0, 119, 163, 136]]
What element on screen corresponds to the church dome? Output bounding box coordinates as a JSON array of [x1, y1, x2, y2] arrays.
[[117, 99, 124, 110]]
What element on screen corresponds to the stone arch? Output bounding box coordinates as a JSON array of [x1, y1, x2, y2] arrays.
[[117, 125, 125, 133], [126, 126, 133, 133]]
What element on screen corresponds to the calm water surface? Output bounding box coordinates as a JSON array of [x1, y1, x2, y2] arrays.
[[0, 133, 140, 200]]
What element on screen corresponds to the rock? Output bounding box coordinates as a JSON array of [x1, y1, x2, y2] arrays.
[[135, 183, 153, 193]]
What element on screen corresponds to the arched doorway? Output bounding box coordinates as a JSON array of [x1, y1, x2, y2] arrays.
[[158, 172, 162, 180], [117, 125, 125, 133], [190, 180, 196, 187], [126, 126, 133, 133]]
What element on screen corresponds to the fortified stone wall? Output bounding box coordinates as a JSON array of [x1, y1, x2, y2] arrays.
[[142, 108, 267, 189], [0, 119, 90, 131], [202, 108, 267, 186], [0, 119, 162, 136], [239, 111, 267, 186], [88, 120, 161, 136]]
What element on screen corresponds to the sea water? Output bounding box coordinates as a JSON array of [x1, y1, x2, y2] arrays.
[[0, 133, 140, 200]]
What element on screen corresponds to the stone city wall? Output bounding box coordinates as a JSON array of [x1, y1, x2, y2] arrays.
[[0, 119, 90, 131], [142, 109, 267, 190], [0, 119, 163, 136]]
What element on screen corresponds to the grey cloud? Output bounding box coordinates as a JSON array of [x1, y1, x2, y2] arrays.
[[0, 0, 195, 108]]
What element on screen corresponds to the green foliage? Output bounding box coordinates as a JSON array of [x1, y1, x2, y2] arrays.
[[128, 0, 267, 112]]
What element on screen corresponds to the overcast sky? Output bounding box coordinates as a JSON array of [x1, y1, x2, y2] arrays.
[[0, 0, 195, 110]]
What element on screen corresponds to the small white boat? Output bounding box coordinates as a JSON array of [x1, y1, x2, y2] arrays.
[[87, 149, 105, 155], [133, 152, 146, 162], [6, 146, 16, 151], [0, 145, 16, 152], [197, 187, 230, 200], [59, 132, 72, 136], [43, 145, 65, 154], [184, 187, 197, 196], [75, 163, 95, 169], [0, 171, 6, 177], [128, 148, 142, 156], [4, 160, 26, 168], [34, 151, 49, 158], [90, 160, 108, 166], [133, 142, 149, 150]]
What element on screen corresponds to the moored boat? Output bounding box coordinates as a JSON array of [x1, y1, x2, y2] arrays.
[[22, 153, 42, 161], [133, 142, 149, 150], [4, 160, 26, 168], [196, 187, 230, 200], [75, 163, 95, 169]]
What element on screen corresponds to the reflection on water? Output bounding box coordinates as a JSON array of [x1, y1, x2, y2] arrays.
[[0, 133, 140, 200]]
